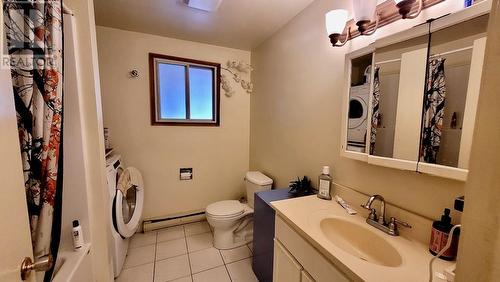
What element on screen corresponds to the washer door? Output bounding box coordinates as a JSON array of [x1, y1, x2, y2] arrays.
[[348, 96, 369, 144], [348, 97, 367, 129], [114, 167, 144, 238]]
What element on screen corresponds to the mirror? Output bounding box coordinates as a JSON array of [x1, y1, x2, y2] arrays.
[[371, 55, 401, 158], [370, 35, 428, 162], [419, 15, 489, 169], [346, 53, 373, 153], [341, 10, 489, 181]]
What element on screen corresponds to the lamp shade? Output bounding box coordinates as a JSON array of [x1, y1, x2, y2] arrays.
[[352, 0, 377, 22], [325, 9, 348, 35]]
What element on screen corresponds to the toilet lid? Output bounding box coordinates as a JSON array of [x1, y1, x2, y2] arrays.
[[206, 200, 244, 218]]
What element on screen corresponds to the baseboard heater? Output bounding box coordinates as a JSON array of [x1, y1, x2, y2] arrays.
[[142, 210, 206, 232]]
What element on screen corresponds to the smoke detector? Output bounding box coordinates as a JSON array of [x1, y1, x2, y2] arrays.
[[184, 0, 223, 12]]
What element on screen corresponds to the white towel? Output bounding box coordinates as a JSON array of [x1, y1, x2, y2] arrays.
[[117, 167, 143, 195]]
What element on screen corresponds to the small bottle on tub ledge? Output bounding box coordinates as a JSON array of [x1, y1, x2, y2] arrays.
[[317, 166, 332, 200]]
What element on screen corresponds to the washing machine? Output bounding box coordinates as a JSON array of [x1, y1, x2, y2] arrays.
[[347, 83, 370, 151], [106, 154, 144, 277]]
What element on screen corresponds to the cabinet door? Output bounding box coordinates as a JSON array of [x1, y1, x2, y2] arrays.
[[368, 34, 429, 171], [301, 270, 316, 282], [273, 239, 302, 282], [417, 15, 489, 181]]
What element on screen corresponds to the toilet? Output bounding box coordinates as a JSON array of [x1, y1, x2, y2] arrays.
[[206, 171, 273, 250]]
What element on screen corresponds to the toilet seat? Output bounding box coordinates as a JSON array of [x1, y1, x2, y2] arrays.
[[206, 200, 245, 218]]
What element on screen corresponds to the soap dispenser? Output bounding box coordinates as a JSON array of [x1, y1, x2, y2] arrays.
[[429, 209, 459, 260]]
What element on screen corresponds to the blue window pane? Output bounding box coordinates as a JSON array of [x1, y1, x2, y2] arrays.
[[158, 63, 186, 119], [189, 66, 214, 120]]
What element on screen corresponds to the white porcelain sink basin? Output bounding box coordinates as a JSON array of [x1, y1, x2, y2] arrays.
[[320, 218, 403, 267]]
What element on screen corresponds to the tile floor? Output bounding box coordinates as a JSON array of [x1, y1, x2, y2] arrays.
[[116, 221, 258, 282]]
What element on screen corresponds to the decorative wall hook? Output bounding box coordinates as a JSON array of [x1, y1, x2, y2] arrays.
[[221, 60, 253, 97]]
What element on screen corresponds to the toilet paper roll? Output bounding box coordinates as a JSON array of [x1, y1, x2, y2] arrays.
[[180, 172, 192, 180]]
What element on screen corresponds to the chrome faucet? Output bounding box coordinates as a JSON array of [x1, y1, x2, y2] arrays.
[[361, 194, 411, 236]]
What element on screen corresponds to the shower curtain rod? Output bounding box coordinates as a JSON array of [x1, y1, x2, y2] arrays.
[[63, 3, 74, 15], [375, 45, 473, 65], [375, 58, 401, 65], [430, 45, 473, 58]]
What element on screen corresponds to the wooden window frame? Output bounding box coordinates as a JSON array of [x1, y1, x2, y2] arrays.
[[149, 53, 221, 126]]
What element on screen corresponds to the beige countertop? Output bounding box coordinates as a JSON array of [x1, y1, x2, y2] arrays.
[[271, 195, 454, 282]]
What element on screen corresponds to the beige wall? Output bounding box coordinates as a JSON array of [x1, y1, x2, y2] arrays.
[[64, 0, 114, 280], [456, 0, 500, 279], [250, 0, 470, 220], [96, 27, 251, 219]]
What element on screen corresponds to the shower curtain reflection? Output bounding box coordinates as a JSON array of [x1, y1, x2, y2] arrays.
[[421, 58, 446, 164]]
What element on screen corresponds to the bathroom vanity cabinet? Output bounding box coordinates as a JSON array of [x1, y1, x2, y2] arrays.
[[273, 216, 349, 282], [271, 195, 455, 282], [253, 189, 314, 282]]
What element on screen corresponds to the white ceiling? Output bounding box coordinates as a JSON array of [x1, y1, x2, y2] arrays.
[[93, 0, 315, 50]]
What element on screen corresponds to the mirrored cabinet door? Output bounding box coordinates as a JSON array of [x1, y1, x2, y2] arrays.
[[370, 58, 400, 158], [369, 35, 428, 170], [417, 15, 489, 180], [345, 52, 373, 156], [340, 7, 489, 181]]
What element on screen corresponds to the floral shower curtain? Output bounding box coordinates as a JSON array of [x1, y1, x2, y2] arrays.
[[421, 58, 446, 163], [3, 0, 64, 279], [370, 66, 380, 155]]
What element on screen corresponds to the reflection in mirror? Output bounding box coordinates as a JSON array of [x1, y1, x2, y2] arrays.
[[370, 35, 428, 162], [370, 60, 401, 158], [347, 53, 373, 153], [419, 15, 488, 168], [421, 52, 471, 166]]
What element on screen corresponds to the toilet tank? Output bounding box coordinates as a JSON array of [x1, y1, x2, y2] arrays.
[[245, 171, 273, 208]]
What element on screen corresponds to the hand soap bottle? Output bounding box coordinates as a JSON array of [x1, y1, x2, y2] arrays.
[[429, 208, 459, 260], [317, 166, 332, 200]]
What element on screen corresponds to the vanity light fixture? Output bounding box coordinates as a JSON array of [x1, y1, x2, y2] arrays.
[[352, 0, 380, 35], [325, 0, 442, 47], [325, 9, 351, 47], [394, 0, 423, 19]]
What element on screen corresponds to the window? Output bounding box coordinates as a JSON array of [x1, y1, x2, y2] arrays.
[[149, 53, 220, 126]]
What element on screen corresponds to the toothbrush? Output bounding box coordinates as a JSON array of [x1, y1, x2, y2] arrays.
[[335, 195, 357, 215]]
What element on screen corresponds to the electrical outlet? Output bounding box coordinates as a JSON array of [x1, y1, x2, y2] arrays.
[[180, 168, 193, 180]]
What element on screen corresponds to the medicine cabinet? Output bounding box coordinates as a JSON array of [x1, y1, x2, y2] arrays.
[[340, 4, 490, 181]]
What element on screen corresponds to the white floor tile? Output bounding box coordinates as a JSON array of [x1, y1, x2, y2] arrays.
[[157, 226, 185, 243], [129, 232, 157, 249], [220, 245, 252, 264], [186, 233, 213, 253], [226, 258, 258, 282], [115, 263, 153, 282], [184, 221, 211, 236], [154, 255, 191, 282], [156, 238, 187, 261], [192, 266, 231, 282], [124, 244, 155, 269], [189, 247, 224, 274]]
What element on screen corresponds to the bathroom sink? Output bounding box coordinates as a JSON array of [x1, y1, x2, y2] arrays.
[[320, 218, 403, 267]]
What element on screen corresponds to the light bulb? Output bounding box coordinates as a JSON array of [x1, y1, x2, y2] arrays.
[[352, 0, 377, 22], [325, 9, 348, 35]]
